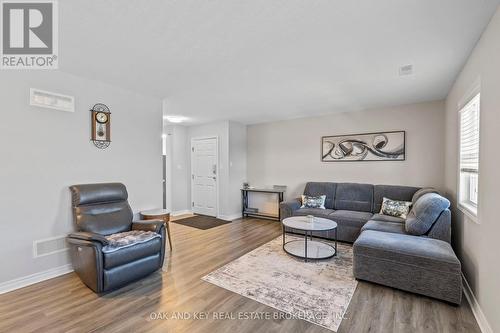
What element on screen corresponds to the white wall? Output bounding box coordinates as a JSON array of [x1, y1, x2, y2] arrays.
[[163, 124, 190, 214], [228, 122, 247, 218], [0, 71, 162, 284], [444, 7, 500, 333], [247, 101, 445, 215]]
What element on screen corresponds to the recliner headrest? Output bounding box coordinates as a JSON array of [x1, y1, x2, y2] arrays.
[[70, 183, 128, 206]]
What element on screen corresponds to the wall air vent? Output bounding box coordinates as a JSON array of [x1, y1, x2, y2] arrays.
[[30, 88, 75, 112], [399, 64, 413, 76], [33, 235, 69, 258]]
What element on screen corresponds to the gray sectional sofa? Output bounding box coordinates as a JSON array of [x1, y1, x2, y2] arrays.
[[279, 182, 462, 304]]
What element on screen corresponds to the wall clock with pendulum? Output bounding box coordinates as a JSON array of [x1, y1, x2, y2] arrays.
[[90, 103, 111, 149]]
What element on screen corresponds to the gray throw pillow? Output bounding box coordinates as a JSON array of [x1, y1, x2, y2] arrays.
[[405, 193, 450, 236], [301, 195, 326, 209], [411, 187, 439, 206]]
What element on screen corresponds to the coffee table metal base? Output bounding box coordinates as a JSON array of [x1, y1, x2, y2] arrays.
[[283, 230, 337, 262], [283, 239, 336, 261]]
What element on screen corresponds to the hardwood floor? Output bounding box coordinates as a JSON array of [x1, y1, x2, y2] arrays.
[[0, 217, 480, 333]]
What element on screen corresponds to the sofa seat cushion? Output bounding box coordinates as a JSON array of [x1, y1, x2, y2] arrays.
[[103, 231, 162, 269], [361, 220, 406, 234], [370, 213, 405, 224], [103, 230, 160, 252], [294, 208, 335, 218], [354, 230, 460, 273], [328, 210, 373, 228]]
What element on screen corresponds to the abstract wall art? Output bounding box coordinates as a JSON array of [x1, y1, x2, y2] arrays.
[[321, 131, 405, 162]]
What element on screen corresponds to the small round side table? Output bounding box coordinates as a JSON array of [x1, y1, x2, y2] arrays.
[[140, 209, 172, 250]]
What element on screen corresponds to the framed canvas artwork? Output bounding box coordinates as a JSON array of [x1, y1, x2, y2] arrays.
[[321, 131, 405, 162]]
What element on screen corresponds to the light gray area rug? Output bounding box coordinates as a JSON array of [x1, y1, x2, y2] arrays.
[[202, 236, 357, 332]]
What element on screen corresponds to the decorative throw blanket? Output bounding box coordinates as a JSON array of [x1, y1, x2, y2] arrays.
[[102, 230, 160, 253]]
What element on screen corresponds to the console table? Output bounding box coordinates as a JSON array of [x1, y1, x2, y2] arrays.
[[241, 186, 286, 221]]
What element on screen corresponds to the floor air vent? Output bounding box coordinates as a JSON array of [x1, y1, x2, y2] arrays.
[[33, 236, 69, 258]]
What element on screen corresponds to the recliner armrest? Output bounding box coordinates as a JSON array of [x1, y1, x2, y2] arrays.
[[68, 231, 109, 245], [132, 220, 165, 234], [279, 198, 302, 220]]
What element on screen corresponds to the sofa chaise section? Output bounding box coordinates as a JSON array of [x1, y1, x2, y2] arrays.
[[353, 230, 462, 304]]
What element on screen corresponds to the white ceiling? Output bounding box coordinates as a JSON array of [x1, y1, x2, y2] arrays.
[[60, 1, 499, 125]]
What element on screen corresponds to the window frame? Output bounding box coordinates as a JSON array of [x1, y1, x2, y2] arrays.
[[457, 92, 481, 223]]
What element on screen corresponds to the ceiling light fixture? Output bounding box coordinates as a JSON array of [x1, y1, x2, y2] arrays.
[[163, 115, 188, 123]]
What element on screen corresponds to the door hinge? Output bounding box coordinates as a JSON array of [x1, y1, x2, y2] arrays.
[[192, 201, 194, 207], [192, 147, 194, 152], [192, 174, 194, 180]]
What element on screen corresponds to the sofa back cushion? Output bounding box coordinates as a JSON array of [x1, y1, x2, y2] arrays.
[[373, 185, 420, 213], [335, 183, 374, 212], [412, 187, 439, 205], [405, 193, 450, 236], [304, 182, 337, 209]]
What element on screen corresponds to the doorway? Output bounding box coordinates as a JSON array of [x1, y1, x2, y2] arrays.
[[191, 137, 218, 217]]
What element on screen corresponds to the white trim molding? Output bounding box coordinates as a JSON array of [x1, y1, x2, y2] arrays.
[[462, 274, 493, 333], [0, 264, 73, 295], [218, 213, 242, 221], [171, 210, 192, 216]]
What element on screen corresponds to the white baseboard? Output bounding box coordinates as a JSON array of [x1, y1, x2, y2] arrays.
[[218, 213, 242, 221], [171, 210, 192, 216], [171, 210, 240, 221], [462, 274, 493, 333], [0, 264, 74, 295]]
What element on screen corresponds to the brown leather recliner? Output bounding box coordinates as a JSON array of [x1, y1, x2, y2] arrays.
[[67, 183, 166, 293]]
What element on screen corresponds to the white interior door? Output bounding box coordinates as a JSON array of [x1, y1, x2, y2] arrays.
[[191, 137, 218, 217]]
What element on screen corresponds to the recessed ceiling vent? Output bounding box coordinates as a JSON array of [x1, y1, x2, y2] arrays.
[[399, 64, 413, 76]]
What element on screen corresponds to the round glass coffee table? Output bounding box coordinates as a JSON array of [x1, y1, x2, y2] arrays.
[[282, 216, 338, 262]]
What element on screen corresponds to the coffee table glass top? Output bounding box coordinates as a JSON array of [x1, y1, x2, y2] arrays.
[[282, 216, 337, 231]]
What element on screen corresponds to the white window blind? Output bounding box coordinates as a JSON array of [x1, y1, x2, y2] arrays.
[[458, 93, 480, 218], [459, 94, 480, 174]]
